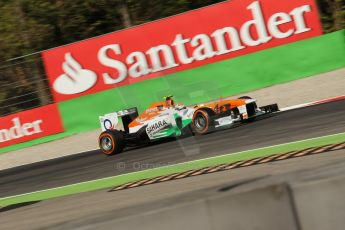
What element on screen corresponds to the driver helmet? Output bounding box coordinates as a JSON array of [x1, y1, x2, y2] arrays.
[[163, 95, 175, 108]]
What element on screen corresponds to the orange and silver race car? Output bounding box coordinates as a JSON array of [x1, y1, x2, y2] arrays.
[[98, 96, 278, 155]]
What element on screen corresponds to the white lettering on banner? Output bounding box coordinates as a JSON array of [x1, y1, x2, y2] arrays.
[[146, 45, 179, 72], [211, 27, 245, 55], [172, 34, 194, 64], [290, 5, 312, 34], [127, 51, 151, 78], [191, 34, 216, 61], [53, 1, 315, 95], [98, 44, 128, 84], [96, 2, 313, 80], [240, 1, 272, 46], [268, 13, 294, 39], [0, 118, 43, 143]]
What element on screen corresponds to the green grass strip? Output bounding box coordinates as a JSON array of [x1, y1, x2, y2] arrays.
[[1, 132, 345, 207]]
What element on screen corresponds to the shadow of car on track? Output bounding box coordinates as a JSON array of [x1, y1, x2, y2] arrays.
[[0, 200, 41, 213]]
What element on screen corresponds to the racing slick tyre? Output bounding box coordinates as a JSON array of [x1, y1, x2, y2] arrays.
[[192, 109, 214, 135], [99, 130, 125, 155]]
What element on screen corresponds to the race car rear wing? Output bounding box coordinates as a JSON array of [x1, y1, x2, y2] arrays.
[[99, 107, 138, 132]]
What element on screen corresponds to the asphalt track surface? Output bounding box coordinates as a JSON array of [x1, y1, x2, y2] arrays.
[[1, 99, 345, 197]]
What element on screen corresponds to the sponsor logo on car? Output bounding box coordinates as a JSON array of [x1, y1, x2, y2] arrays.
[[146, 120, 169, 135], [99, 112, 119, 132], [146, 107, 159, 113]]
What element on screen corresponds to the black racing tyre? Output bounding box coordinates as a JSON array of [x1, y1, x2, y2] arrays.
[[238, 96, 252, 99], [192, 110, 213, 135], [98, 130, 125, 155]]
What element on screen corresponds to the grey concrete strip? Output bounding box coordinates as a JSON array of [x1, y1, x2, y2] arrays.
[[207, 184, 298, 230], [292, 176, 345, 230]]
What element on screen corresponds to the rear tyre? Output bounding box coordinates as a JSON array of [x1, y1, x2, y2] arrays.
[[192, 110, 213, 135], [99, 130, 125, 155]]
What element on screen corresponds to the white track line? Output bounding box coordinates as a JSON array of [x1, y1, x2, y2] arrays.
[[280, 95, 345, 111]]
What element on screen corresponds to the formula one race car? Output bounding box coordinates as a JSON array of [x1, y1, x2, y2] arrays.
[[98, 96, 278, 155]]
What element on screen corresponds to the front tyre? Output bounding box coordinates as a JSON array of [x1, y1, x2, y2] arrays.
[[99, 130, 125, 155], [192, 110, 213, 135]]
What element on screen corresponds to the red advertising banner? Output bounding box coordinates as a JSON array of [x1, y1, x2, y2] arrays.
[[0, 104, 64, 148], [42, 0, 322, 102]]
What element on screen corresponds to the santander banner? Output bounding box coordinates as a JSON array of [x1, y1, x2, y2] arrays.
[[0, 104, 64, 148], [42, 0, 322, 102]]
